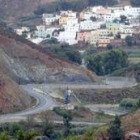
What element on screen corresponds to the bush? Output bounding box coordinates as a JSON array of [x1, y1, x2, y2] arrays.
[[108, 116, 124, 140], [86, 49, 128, 75], [125, 36, 136, 47], [120, 98, 138, 109], [48, 44, 82, 65], [9, 123, 22, 136], [24, 130, 40, 140], [0, 132, 9, 140]]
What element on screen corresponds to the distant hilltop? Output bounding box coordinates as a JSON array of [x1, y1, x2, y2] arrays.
[[0, 0, 130, 23]]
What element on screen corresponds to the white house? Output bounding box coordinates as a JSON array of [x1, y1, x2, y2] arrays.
[[34, 25, 60, 38], [103, 13, 120, 22], [64, 24, 80, 32], [82, 12, 98, 20], [43, 14, 60, 25], [129, 18, 140, 27], [14, 27, 30, 35], [60, 10, 77, 18], [80, 20, 101, 30], [57, 31, 77, 45], [63, 18, 80, 32], [120, 25, 133, 34], [124, 6, 140, 17]]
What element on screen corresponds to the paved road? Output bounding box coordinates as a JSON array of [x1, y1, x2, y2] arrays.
[[0, 77, 137, 124], [0, 85, 55, 123], [34, 77, 137, 89]]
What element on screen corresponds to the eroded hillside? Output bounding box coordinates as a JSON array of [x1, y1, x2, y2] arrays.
[[0, 70, 30, 114], [0, 31, 97, 84]]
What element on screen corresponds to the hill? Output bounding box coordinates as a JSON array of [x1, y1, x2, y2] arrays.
[[0, 0, 129, 23], [0, 70, 30, 114], [0, 26, 97, 113], [0, 28, 97, 84]]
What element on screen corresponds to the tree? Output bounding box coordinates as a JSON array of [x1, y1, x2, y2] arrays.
[[116, 33, 121, 39], [53, 108, 73, 137], [90, 16, 97, 22], [0, 132, 9, 140], [62, 110, 73, 137], [48, 37, 58, 44], [120, 15, 127, 23], [87, 54, 105, 75], [107, 44, 114, 50], [24, 130, 40, 140], [48, 44, 82, 65], [86, 49, 128, 75], [16, 130, 25, 140], [9, 123, 22, 136], [108, 116, 124, 140], [43, 121, 54, 138], [125, 36, 135, 47], [120, 98, 138, 109]]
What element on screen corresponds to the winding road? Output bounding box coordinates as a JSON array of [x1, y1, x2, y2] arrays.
[[0, 77, 137, 124], [0, 85, 55, 123]]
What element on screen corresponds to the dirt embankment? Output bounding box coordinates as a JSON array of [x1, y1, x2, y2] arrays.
[[0, 70, 31, 114], [73, 84, 140, 104]]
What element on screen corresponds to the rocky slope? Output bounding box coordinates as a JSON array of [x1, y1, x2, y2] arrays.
[[0, 70, 30, 114], [0, 30, 97, 84]]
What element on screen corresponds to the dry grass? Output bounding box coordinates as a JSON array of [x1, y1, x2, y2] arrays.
[[122, 109, 140, 134]]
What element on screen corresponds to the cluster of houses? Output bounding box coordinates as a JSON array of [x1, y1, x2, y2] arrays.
[[15, 5, 140, 47]]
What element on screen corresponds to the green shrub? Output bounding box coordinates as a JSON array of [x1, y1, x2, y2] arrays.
[[120, 98, 138, 109]]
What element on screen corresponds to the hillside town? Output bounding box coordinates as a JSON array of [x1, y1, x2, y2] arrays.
[[15, 5, 140, 47]]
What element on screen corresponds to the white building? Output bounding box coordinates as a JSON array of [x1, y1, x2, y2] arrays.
[[124, 6, 140, 17], [120, 25, 133, 34], [34, 25, 59, 38], [103, 13, 120, 22], [60, 10, 77, 18], [63, 18, 80, 32], [43, 14, 60, 25], [57, 31, 77, 45], [66, 17, 79, 26], [80, 20, 101, 30], [64, 24, 80, 32], [82, 12, 98, 20], [14, 27, 30, 35], [29, 38, 44, 44]]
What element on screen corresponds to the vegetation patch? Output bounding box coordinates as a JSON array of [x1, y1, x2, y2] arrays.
[[86, 49, 128, 75]]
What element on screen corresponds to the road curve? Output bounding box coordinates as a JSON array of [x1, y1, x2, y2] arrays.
[[0, 85, 55, 123], [0, 77, 137, 124]]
